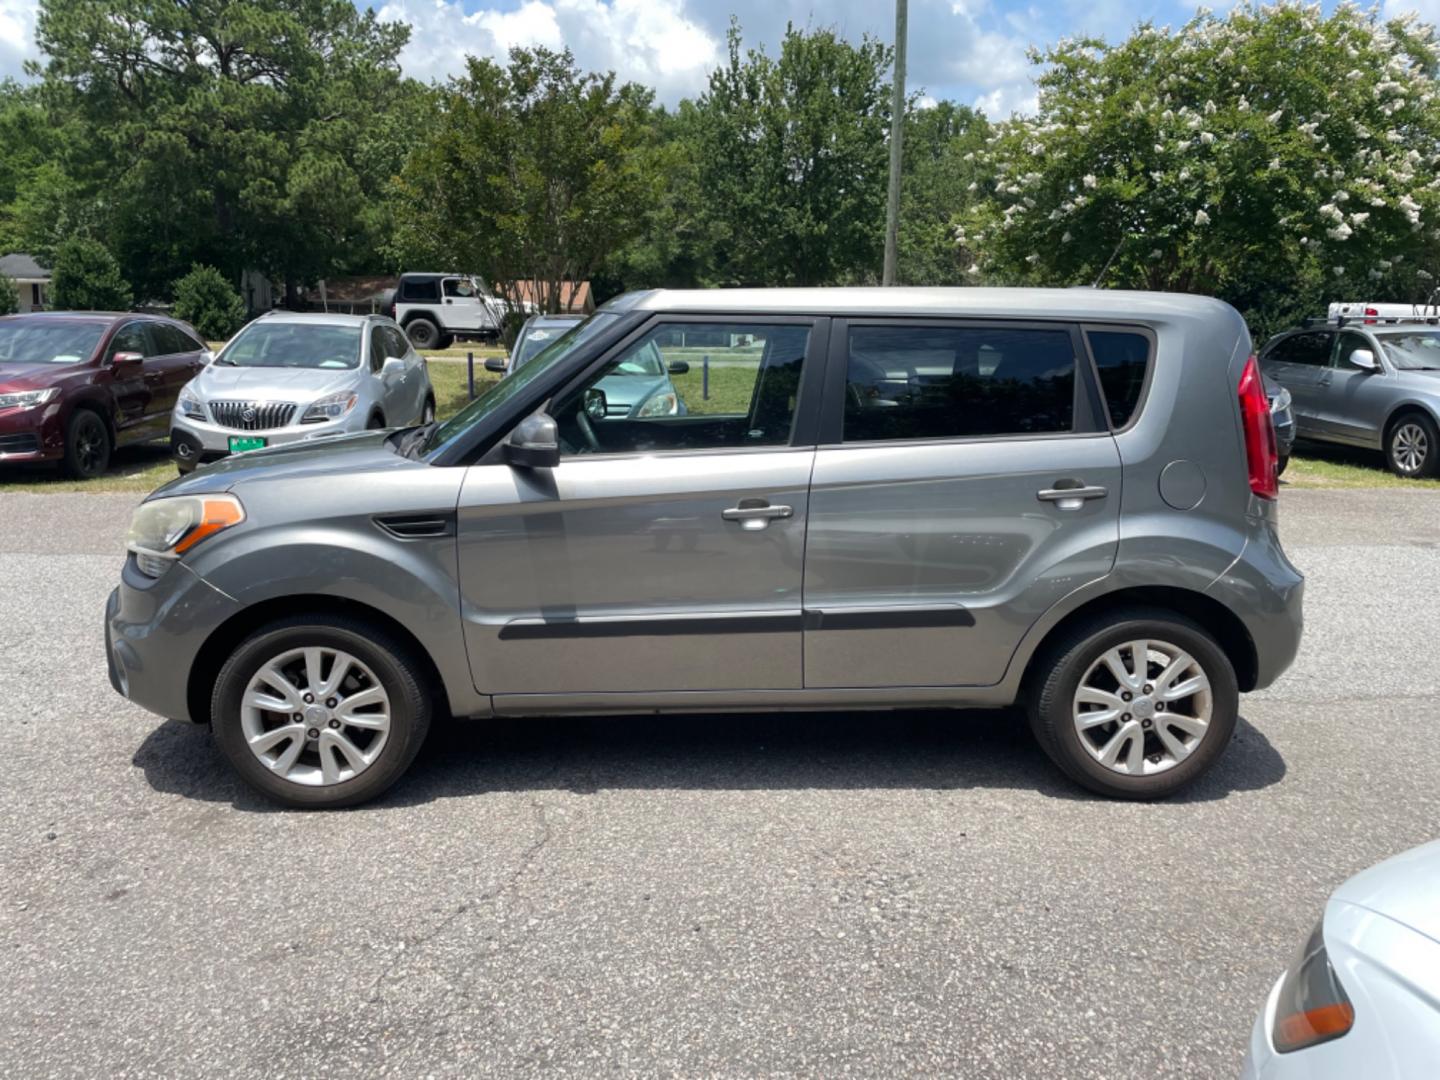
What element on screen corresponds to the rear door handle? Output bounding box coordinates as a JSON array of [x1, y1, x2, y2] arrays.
[[722, 499, 794, 530], [1037, 484, 1108, 511]]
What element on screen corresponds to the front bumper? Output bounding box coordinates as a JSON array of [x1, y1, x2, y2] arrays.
[[0, 402, 63, 462], [106, 557, 240, 722], [171, 412, 359, 471]]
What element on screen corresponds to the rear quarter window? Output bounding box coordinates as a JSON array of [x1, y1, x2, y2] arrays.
[[400, 278, 440, 302], [1086, 329, 1152, 429]]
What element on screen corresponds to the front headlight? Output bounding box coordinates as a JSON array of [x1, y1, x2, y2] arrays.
[[301, 390, 359, 424], [636, 392, 679, 418], [1271, 919, 1354, 1053], [178, 386, 207, 421], [126, 494, 245, 578], [0, 387, 60, 409], [1270, 386, 1292, 413]]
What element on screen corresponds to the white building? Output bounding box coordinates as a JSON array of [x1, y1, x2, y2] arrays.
[[0, 254, 51, 312]]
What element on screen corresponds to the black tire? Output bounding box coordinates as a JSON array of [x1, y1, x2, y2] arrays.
[[210, 616, 432, 809], [62, 409, 112, 479], [1276, 453, 1289, 477], [367, 411, 386, 430], [405, 318, 440, 350], [1385, 412, 1439, 479], [438, 334, 455, 350], [1027, 607, 1239, 800]]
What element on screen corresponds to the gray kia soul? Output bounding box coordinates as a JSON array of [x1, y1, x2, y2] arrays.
[[106, 288, 1304, 809]]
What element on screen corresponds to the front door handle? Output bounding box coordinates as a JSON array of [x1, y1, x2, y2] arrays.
[[722, 498, 794, 531], [1037, 483, 1108, 511]]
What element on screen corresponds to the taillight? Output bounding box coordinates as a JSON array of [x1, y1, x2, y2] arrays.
[[1364, 306, 1378, 325], [1238, 354, 1279, 500]]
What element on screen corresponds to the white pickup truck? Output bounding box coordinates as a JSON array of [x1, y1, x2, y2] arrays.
[[392, 273, 527, 349]]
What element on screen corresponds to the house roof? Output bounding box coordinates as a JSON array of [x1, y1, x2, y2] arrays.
[[0, 253, 50, 281], [510, 279, 593, 313]]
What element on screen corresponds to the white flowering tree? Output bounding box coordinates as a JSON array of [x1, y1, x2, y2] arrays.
[[958, 2, 1440, 334]]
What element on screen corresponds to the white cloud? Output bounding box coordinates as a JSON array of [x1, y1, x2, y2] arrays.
[[0, 0, 39, 79], [378, 0, 719, 100]]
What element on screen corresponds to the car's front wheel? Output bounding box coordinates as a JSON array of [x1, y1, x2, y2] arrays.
[[210, 617, 432, 809], [405, 318, 440, 350], [62, 409, 112, 479], [1027, 609, 1238, 799], [1386, 412, 1438, 478]]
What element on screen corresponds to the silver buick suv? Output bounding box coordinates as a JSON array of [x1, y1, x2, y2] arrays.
[[108, 288, 1304, 809]]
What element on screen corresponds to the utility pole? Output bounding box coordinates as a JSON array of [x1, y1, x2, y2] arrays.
[[882, 0, 907, 286]]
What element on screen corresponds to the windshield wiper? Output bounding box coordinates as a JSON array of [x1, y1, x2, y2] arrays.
[[212, 355, 237, 366]]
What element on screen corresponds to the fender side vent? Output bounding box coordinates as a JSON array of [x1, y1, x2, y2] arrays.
[[374, 513, 455, 540]]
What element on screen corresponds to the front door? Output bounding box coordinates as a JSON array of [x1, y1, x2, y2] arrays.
[[103, 321, 154, 440], [456, 317, 824, 698], [441, 276, 490, 333], [1318, 330, 1390, 446], [803, 319, 1123, 688]]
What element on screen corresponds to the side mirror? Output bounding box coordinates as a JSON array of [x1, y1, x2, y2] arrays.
[[1348, 348, 1379, 372], [505, 411, 560, 469], [112, 350, 143, 371], [484, 356, 508, 374], [199, 349, 216, 366], [584, 387, 608, 420], [667, 359, 690, 376]]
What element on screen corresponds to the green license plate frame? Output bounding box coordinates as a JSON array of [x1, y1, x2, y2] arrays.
[[228, 435, 267, 453]]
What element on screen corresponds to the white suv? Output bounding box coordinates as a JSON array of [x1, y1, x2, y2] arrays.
[[170, 312, 435, 473], [393, 272, 527, 350]]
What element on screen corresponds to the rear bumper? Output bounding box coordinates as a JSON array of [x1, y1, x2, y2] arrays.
[[106, 558, 239, 721], [1207, 515, 1304, 691]]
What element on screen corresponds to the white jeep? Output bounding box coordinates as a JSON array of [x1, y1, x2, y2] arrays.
[[393, 273, 522, 350]]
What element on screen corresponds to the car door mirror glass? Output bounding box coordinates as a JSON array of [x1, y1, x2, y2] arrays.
[[1347, 348, 1378, 371], [584, 387, 608, 420], [505, 411, 560, 469], [484, 356, 507, 374], [667, 359, 690, 376]]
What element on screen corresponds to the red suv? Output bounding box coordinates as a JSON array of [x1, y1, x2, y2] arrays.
[[0, 312, 210, 478]]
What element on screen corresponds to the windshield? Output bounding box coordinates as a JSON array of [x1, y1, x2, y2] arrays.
[[219, 322, 361, 369], [423, 311, 621, 455], [1376, 331, 1440, 370], [514, 323, 582, 370], [0, 321, 106, 365]]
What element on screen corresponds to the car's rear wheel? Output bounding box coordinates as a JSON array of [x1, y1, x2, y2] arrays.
[[210, 617, 432, 809], [1276, 453, 1289, 476], [438, 333, 455, 350], [1028, 609, 1238, 799], [405, 318, 440, 350], [62, 409, 111, 479], [1386, 412, 1438, 478]]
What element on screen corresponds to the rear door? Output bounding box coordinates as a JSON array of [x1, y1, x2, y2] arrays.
[[145, 322, 206, 418], [802, 318, 1122, 688], [1260, 330, 1333, 430], [456, 316, 824, 699]]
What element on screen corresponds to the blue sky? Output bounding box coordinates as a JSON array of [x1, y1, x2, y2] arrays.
[[3, 0, 1438, 115]]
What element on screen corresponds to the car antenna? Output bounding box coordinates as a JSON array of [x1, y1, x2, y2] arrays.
[[1090, 237, 1126, 289]]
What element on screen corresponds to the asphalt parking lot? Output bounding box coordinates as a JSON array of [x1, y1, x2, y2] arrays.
[[2, 487, 1438, 1078]]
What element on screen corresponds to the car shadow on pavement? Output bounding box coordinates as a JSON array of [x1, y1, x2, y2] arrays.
[[132, 710, 1285, 811]]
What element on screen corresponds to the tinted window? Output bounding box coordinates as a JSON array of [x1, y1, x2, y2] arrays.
[[383, 327, 410, 359], [107, 322, 152, 361], [400, 278, 440, 302], [1269, 331, 1332, 366], [1087, 330, 1151, 428], [1334, 330, 1371, 370], [843, 325, 1076, 442], [368, 329, 388, 372], [152, 323, 200, 355], [554, 322, 810, 455]]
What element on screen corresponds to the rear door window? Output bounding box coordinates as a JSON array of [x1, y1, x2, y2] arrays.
[[842, 324, 1079, 442], [1086, 329, 1152, 429], [400, 278, 440, 303]]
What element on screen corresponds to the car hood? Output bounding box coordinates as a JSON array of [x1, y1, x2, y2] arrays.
[[1392, 368, 1440, 391], [597, 373, 670, 410], [152, 430, 411, 499], [197, 364, 358, 401], [1332, 839, 1440, 945], [0, 361, 83, 390]]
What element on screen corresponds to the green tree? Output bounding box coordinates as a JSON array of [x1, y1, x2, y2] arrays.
[[688, 22, 894, 286], [172, 265, 246, 341], [50, 237, 132, 311], [959, 4, 1440, 337], [0, 272, 18, 315], [32, 0, 417, 300], [897, 101, 989, 285], [392, 47, 663, 314]]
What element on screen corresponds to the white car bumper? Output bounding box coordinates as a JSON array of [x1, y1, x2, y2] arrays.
[[171, 410, 366, 465]]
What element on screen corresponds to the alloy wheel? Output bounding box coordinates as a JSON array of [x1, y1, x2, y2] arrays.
[[76, 422, 103, 475], [1071, 639, 1213, 777], [1392, 422, 1429, 474], [239, 647, 392, 786]]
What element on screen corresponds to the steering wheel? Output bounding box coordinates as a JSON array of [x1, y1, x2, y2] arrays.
[[575, 409, 602, 453]]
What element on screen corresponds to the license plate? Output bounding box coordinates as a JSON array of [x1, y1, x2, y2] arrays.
[[228, 436, 267, 453]]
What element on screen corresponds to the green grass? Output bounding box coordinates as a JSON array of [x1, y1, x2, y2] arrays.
[[1281, 441, 1440, 490]]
